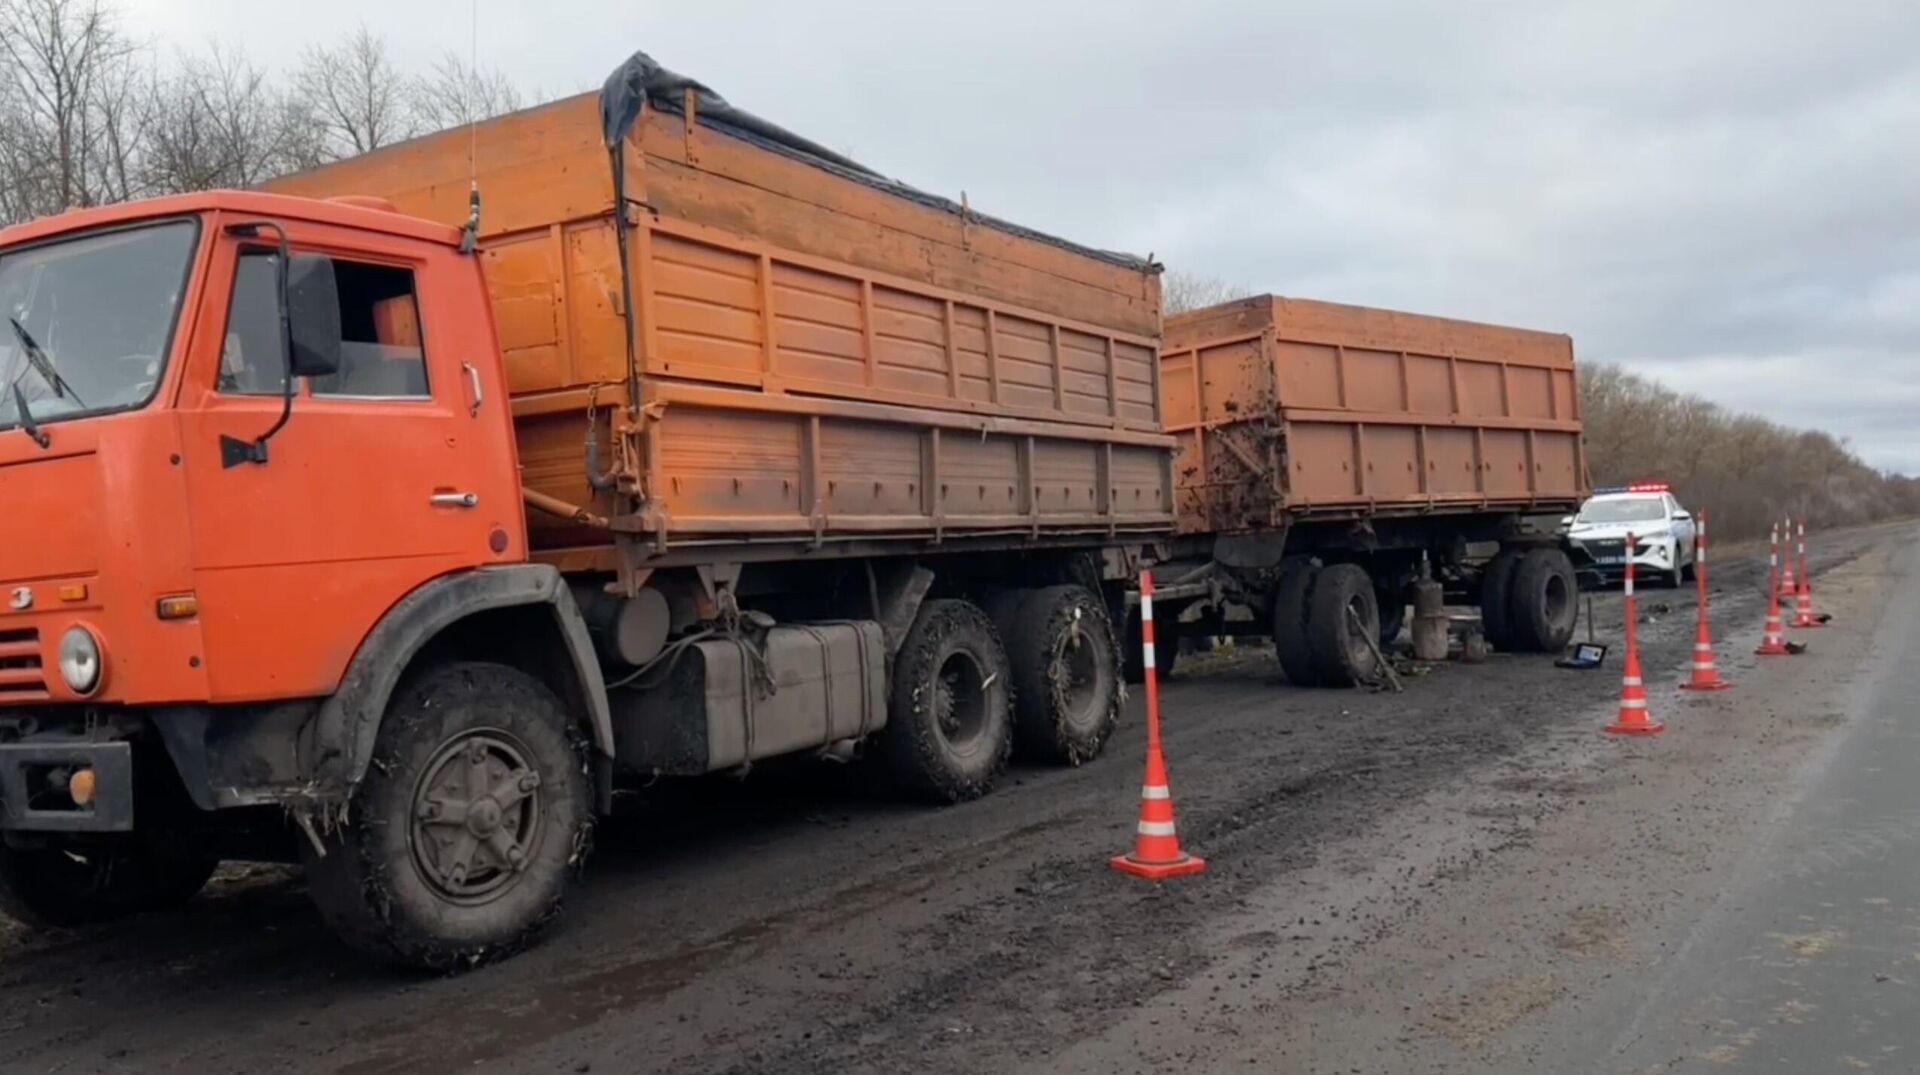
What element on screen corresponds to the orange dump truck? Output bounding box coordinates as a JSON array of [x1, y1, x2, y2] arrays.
[[1145, 295, 1590, 685], [0, 51, 1170, 967]]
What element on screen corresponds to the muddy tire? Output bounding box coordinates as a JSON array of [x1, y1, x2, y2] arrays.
[[1003, 585, 1120, 766], [1510, 548, 1579, 653], [1306, 562, 1381, 687], [1271, 559, 1322, 686], [0, 834, 215, 928], [880, 599, 1013, 803], [302, 661, 594, 970], [1480, 550, 1523, 651]]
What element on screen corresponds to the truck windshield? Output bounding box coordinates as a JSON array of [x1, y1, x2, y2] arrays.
[[1577, 497, 1666, 524], [0, 219, 198, 433]]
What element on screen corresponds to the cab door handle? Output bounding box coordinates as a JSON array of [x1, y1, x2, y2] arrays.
[[431, 492, 479, 508]]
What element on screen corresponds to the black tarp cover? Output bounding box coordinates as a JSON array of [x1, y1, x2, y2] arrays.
[[598, 50, 1156, 274]]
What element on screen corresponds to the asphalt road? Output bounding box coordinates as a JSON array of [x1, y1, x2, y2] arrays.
[[0, 521, 1910, 1074], [1605, 533, 1920, 1072]]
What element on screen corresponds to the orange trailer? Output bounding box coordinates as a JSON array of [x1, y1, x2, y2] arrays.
[[0, 51, 1168, 968], [266, 85, 1171, 571], [1147, 296, 1590, 687]]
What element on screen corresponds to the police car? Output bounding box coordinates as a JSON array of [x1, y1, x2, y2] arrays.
[[1565, 483, 1697, 586]]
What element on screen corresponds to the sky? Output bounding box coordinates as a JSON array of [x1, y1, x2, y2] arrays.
[[120, 0, 1920, 472]]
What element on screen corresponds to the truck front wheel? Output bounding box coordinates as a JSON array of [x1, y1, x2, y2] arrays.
[[880, 599, 1013, 802], [0, 832, 215, 928], [303, 661, 594, 970], [1004, 585, 1120, 766]]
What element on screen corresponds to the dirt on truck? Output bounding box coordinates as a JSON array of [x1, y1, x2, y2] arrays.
[[1148, 294, 1591, 687], [0, 50, 1172, 969]]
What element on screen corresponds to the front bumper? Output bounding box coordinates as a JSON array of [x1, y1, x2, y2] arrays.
[[0, 738, 134, 832], [1572, 536, 1676, 579]]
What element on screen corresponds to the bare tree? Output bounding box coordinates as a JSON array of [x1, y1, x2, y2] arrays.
[[1163, 270, 1253, 314], [144, 44, 332, 193], [413, 51, 523, 133], [295, 25, 418, 158], [0, 0, 146, 219]]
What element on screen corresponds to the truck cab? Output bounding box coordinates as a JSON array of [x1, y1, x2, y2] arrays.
[[0, 193, 558, 940]]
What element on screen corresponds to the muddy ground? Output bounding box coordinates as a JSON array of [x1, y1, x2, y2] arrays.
[[0, 522, 1907, 1074]]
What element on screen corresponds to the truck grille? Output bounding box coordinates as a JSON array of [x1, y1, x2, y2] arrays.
[[0, 628, 49, 701]]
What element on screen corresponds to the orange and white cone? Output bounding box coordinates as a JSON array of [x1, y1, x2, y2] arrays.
[[1791, 518, 1824, 629], [1607, 533, 1664, 735], [1754, 575, 1792, 657], [1111, 571, 1206, 881], [1681, 510, 1731, 691], [1767, 524, 1781, 603], [1778, 522, 1798, 599]]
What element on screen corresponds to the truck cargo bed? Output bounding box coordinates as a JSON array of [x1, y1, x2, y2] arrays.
[[266, 67, 1173, 567], [1162, 296, 1586, 534]]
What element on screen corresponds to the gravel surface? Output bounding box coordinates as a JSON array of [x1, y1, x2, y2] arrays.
[[0, 522, 1904, 1075]]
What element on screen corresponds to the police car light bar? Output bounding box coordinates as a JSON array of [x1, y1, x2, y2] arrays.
[[1594, 482, 1671, 495]]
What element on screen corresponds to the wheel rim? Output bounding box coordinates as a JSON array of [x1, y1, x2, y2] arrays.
[[1051, 612, 1109, 731], [409, 729, 543, 905], [933, 651, 992, 756], [1543, 572, 1572, 627], [1343, 594, 1376, 669]]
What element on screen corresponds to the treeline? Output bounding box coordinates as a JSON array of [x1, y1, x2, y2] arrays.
[[0, 0, 525, 226], [1580, 363, 1920, 540]]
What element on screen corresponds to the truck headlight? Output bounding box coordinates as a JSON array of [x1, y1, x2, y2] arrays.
[[59, 626, 103, 696]]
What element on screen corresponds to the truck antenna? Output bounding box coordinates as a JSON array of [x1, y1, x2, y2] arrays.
[[458, 0, 482, 255]]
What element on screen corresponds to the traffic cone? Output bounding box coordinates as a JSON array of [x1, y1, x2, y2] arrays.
[[1111, 570, 1206, 880], [1778, 525, 1798, 598], [1766, 524, 1780, 602], [1607, 532, 1665, 736], [1680, 510, 1731, 691], [1791, 517, 1825, 629], [1754, 577, 1792, 657]]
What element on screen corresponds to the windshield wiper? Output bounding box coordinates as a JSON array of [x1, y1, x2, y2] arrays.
[[10, 380, 49, 449], [7, 317, 83, 406]]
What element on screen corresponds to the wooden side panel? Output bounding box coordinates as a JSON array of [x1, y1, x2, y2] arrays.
[[628, 382, 1174, 545]]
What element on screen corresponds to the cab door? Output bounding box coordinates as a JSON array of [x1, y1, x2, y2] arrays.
[[177, 220, 521, 703]]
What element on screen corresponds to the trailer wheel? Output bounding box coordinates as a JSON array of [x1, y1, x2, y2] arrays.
[[881, 599, 1013, 802], [1480, 550, 1523, 651], [1306, 563, 1382, 687], [1509, 548, 1579, 653], [1271, 559, 1322, 686], [1122, 604, 1181, 684], [302, 661, 594, 970], [0, 834, 215, 928], [1004, 585, 1120, 766]]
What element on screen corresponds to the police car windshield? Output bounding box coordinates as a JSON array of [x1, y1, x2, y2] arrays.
[[1578, 497, 1666, 524]]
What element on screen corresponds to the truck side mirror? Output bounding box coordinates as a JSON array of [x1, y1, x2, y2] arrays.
[[286, 254, 342, 378]]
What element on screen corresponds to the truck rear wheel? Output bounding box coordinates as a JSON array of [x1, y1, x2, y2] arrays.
[[1480, 550, 1523, 651], [302, 661, 594, 970], [1510, 548, 1579, 652], [1004, 585, 1120, 766], [0, 833, 215, 928], [1271, 559, 1322, 686], [1306, 562, 1382, 687], [880, 599, 1013, 802]]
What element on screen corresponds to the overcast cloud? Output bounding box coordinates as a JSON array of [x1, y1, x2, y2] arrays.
[[122, 0, 1920, 470]]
